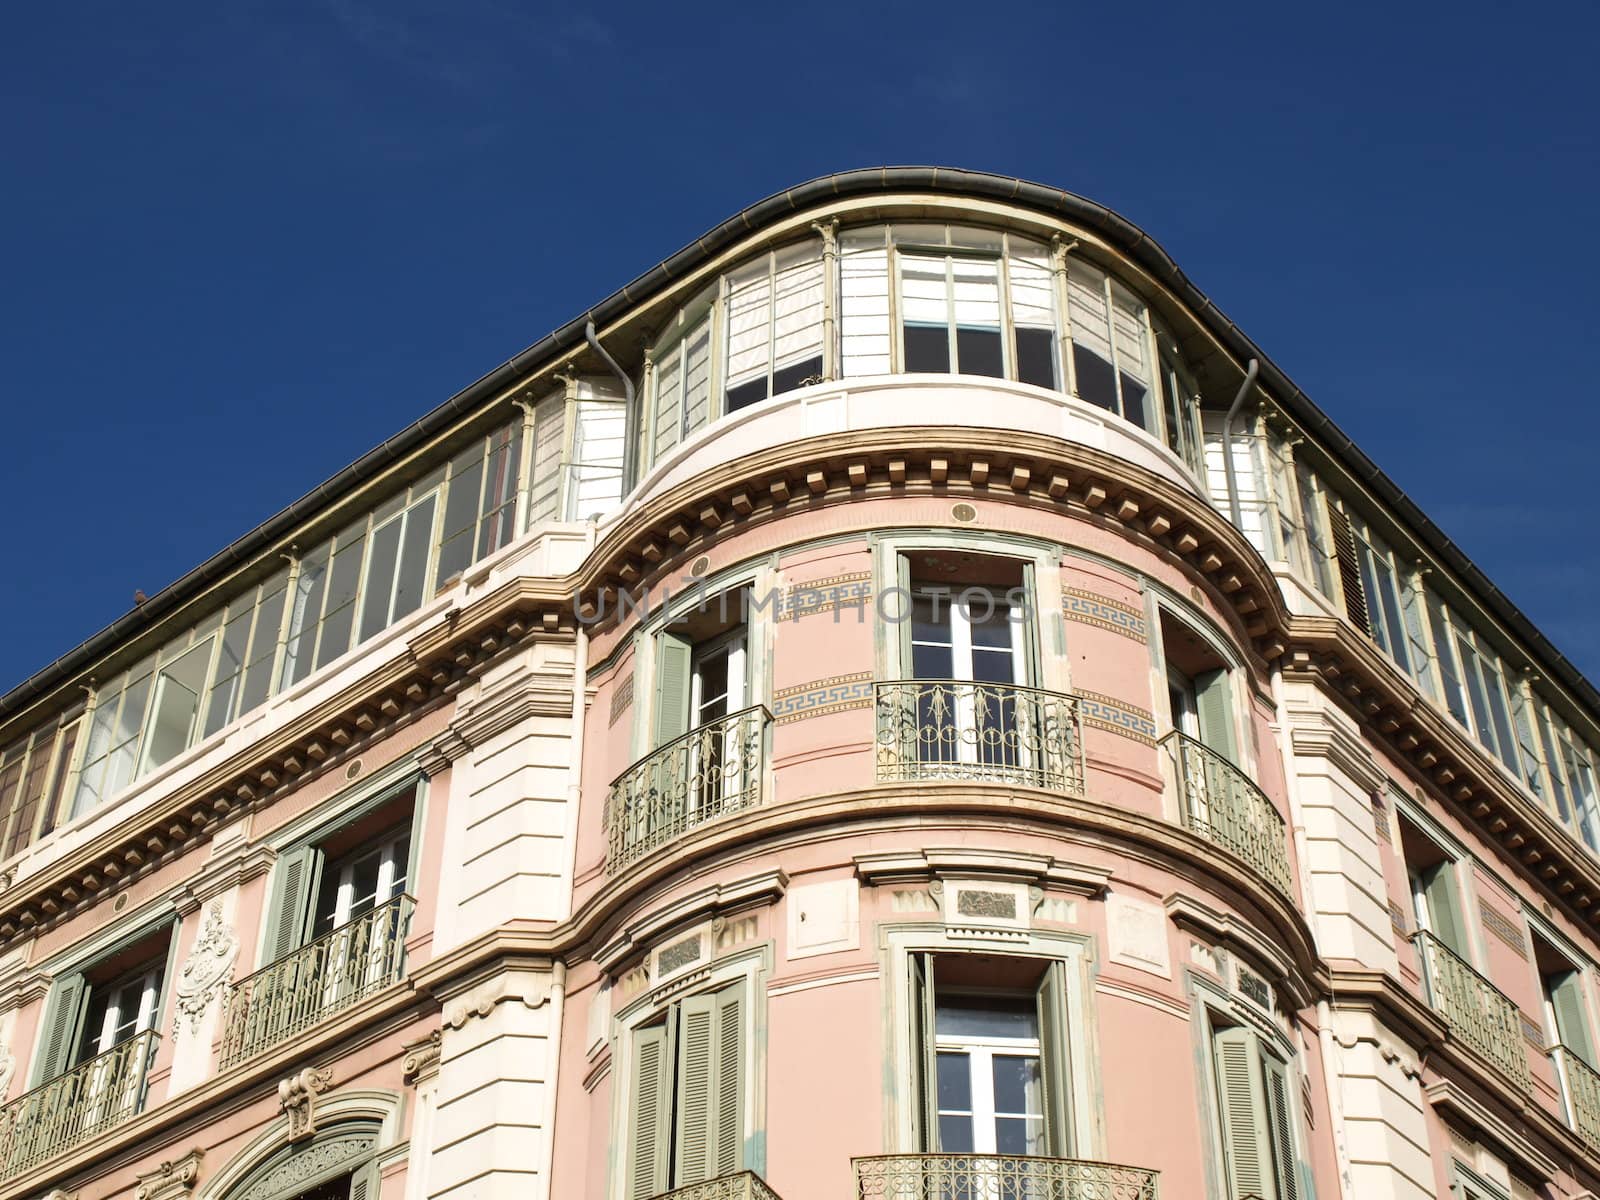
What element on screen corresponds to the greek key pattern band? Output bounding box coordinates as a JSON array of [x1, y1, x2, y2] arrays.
[[1077, 690, 1158, 746], [1061, 587, 1148, 643], [772, 672, 875, 724]]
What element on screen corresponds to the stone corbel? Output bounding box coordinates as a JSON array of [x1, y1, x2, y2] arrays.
[[442, 973, 552, 1029], [401, 1029, 442, 1084], [134, 1149, 203, 1200], [279, 1066, 334, 1142]]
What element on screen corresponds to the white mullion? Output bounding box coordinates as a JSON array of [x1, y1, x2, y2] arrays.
[[1143, 307, 1165, 446], [970, 1046, 997, 1154], [952, 597, 977, 764], [944, 256, 958, 370], [765, 252, 778, 397], [998, 235, 1017, 382]]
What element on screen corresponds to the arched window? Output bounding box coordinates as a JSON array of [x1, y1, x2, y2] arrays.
[[221, 1121, 382, 1200]]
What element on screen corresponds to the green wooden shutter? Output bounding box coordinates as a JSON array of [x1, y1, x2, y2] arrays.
[[33, 972, 86, 1084], [673, 982, 744, 1184], [894, 553, 914, 679], [1035, 961, 1072, 1156], [713, 984, 743, 1178], [654, 632, 693, 746], [629, 1021, 674, 1200], [261, 843, 322, 965], [1195, 669, 1237, 762], [347, 1156, 380, 1200], [1261, 1051, 1300, 1200], [1422, 862, 1468, 959], [1551, 969, 1596, 1064], [1213, 1026, 1271, 1200], [909, 953, 939, 1150]]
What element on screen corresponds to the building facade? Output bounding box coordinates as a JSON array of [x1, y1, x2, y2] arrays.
[[0, 168, 1596, 1200]]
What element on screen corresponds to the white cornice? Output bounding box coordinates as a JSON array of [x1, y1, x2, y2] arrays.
[[593, 869, 787, 973], [853, 847, 1112, 897]]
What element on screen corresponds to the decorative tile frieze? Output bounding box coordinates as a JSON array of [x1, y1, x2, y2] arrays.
[[1480, 904, 1528, 958], [1521, 1014, 1546, 1049], [1389, 900, 1409, 936], [1371, 792, 1391, 840], [609, 674, 634, 726], [956, 889, 1017, 920], [656, 933, 703, 977], [1077, 691, 1158, 746], [772, 672, 874, 724], [777, 573, 872, 620], [1061, 587, 1147, 643]]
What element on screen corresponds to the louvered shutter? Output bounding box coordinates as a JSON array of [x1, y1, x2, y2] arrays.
[[1325, 506, 1370, 634], [1195, 669, 1237, 764], [681, 321, 713, 439], [1551, 969, 1596, 1065], [1213, 1026, 1271, 1200], [653, 345, 684, 461], [654, 633, 694, 748], [714, 984, 743, 1178], [771, 247, 824, 383], [629, 1021, 673, 1199], [1035, 961, 1072, 1156], [909, 952, 939, 1150], [33, 972, 86, 1084], [347, 1157, 380, 1200], [1261, 1051, 1300, 1200], [261, 843, 321, 966], [1422, 862, 1468, 959], [840, 236, 891, 377]]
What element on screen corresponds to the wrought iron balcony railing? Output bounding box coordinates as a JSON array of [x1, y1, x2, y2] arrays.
[[1552, 1044, 1600, 1150], [651, 1170, 785, 1200], [1410, 929, 1530, 1090], [875, 681, 1084, 794], [220, 894, 413, 1068], [604, 705, 771, 873], [1162, 731, 1294, 898], [0, 1029, 159, 1179], [854, 1153, 1159, 1200]]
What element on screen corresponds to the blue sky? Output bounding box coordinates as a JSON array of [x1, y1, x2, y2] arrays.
[[2, 0, 1597, 690]]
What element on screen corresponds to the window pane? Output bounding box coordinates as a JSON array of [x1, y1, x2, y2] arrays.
[[991, 1054, 1041, 1114], [1119, 374, 1148, 430], [904, 325, 950, 373], [282, 545, 330, 689], [391, 495, 438, 623], [359, 517, 403, 641], [935, 994, 1038, 1038], [204, 605, 253, 737], [144, 638, 213, 770], [956, 328, 1004, 378], [1072, 344, 1118, 410], [937, 1114, 974, 1153], [936, 1051, 972, 1111], [316, 524, 368, 670], [436, 444, 484, 589], [1015, 327, 1055, 388]]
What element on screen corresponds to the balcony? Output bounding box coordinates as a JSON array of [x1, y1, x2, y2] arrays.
[[220, 894, 413, 1068], [0, 1029, 159, 1179], [652, 1170, 785, 1200], [875, 681, 1084, 794], [1551, 1045, 1600, 1149], [1410, 930, 1530, 1090], [854, 1153, 1159, 1199], [604, 705, 771, 874], [1162, 732, 1294, 898]]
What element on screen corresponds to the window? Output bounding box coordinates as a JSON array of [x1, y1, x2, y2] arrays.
[[1536, 701, 1600, 851], [1159, 611, 1237, 763], [33, 923, 173, 1088], [1293, 461, 1339, 600], [1155, 331, 1203, 473], [894, 552, 1033, 778], [649, 302, 714, 463], [653, 593, 751, 748], [1066, 257, 1155, 434], [262, 781, 420, 967], [1399, 817, 1470, 960], [899, 252, 1006, 378], [626, 981, 746, 1199], [1202, 414, 1275, 559], [204, 568, 291, 737], [1534, 935, 1595, 1065], [1209, 1017, 1302, 1200], [234, 782, 420, 1065], [1425, 595, 1522, 777], [724, 242, 825, 412], [910, 953, 1071, 1157], [0, 709, 81, 859]]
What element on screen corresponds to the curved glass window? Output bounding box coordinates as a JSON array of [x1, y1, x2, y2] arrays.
[[632, 222, 1206, 478]]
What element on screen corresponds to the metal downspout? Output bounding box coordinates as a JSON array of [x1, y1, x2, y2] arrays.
[[585, 320, 638, 491], [1222, 358, 1260, 529]]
